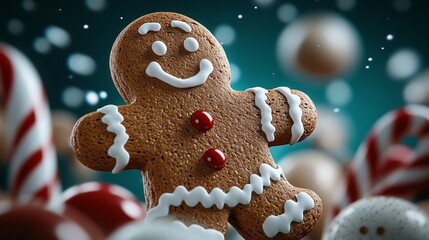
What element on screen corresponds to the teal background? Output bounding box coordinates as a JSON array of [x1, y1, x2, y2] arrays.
[[1, 0, 428, 201]]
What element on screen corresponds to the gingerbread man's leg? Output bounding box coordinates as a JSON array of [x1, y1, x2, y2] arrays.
[[230, 179, 322, 240], [169, 205, 230, 238]]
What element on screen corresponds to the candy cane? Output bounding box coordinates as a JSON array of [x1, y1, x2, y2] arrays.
[[332, 105, 429, 217], [0, 43, 62, 211]]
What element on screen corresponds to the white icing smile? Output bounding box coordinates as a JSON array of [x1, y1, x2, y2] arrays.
[[140, 20, 211, 89], [146, 37, 206, 88], [146, 59, 213, 88]]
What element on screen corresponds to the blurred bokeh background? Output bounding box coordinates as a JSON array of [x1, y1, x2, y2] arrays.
[[1, 0, 428, 205]]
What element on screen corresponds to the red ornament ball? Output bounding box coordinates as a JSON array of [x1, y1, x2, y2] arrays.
[[203, 148, 226, 170], [191, 110, 214, 132], [63, 182, 146, 237], [0, 205, 102, 240]]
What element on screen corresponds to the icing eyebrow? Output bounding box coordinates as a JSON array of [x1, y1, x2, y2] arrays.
[[171, 20, 192, 32], [138, 22, 161, 35]]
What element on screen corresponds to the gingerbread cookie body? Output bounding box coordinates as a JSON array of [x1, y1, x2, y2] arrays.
[[71, 12, 321, 239]]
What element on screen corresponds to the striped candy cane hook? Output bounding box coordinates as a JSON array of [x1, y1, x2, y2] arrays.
[[331, 105, 429, 218], [0, 43, 62, 211]]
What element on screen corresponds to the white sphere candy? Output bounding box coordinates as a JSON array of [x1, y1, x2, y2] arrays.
[[310, 107, 351, 157], [85, 0, 107, 12], [387, 48, 421, 80], [67, 53, 96, 75], [403, 69, 429, 105], [336, 0, 356, 11], [252, 0, 275, 7], [326, 79, 353, 106], [6, 19, 25, 35], [277, 4, 298, 23], [214, 25, 236, 45], [45, 25, 71, 48]]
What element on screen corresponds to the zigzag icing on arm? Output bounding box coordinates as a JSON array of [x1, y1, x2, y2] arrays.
[[274, 87, 304, 145], [262, 192, 314, 238], [146, 163, 284, 222], [247, 87, 276, 142], [97, 105, 130, 174]]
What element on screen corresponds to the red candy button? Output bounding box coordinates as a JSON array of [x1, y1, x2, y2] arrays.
[[191, 110, 214, 132], [203, 148, 226, 170]]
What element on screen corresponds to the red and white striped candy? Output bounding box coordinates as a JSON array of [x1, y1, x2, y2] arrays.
[[332, 105, 429, 217], [0, 43, 61, 210]]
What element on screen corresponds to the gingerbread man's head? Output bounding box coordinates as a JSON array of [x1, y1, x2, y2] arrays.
[[110, 12, 229, 104], [72, 12, 322, 240]]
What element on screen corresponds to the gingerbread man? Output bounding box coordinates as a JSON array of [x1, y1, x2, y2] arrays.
[[71, 12, 322, 239]]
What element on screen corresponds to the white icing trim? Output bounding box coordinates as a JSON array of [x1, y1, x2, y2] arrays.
[[164, 220, 224, 240], [275, 87, 304, 145], [146, 163, 285, 222], [152, 41, 167, 56], [146, 59, 213, 88], [262, 192, 314, 238], [171, 20, 192, 32], [184, 37, 199, 52], [247, 87, 275, 142], [107, 219, 224, 240], [138, 22, 161, 35], [97, 105, 130, 174]]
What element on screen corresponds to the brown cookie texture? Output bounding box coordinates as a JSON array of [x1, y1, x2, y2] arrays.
[[71, 11, 321, 239], [230, 182, 322, 240]]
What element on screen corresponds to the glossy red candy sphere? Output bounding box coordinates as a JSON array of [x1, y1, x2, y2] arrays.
[[63, 182, 146, 237], [0, 205, 101, 240], [191, 110, 214, 132], [203, 148, 226, 170]]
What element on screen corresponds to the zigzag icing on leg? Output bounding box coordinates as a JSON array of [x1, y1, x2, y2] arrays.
[[146, 163, 284, 221], [262, 192, 314, 237]]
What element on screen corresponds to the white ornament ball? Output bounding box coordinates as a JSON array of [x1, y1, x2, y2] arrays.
[[277, 12, 361, 80], [279, 150, 344, 240], [324, 197, 429, 240]]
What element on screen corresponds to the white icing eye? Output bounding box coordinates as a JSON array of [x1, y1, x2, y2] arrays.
[[184, 37, 199, 52], [171, 20, 192, 32], [138, 22, 161, 35], [152, 41, 167, 56]]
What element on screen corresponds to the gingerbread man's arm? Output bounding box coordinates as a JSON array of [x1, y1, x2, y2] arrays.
[[71, 104, 146, 173], [247, 87, 317, 147]]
